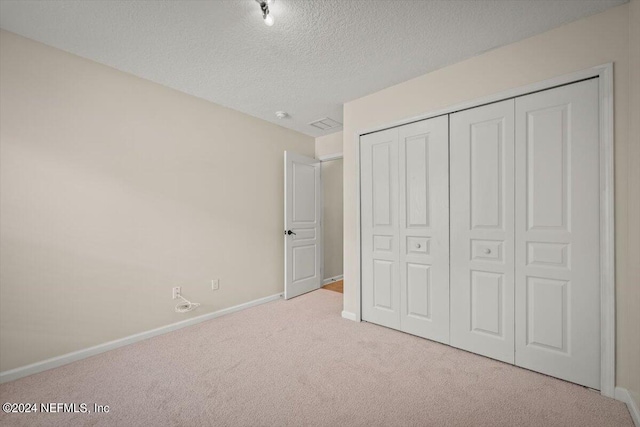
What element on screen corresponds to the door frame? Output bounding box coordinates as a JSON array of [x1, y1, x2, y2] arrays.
[[318, 152, 343, 162], [353, 63, 615, 397]]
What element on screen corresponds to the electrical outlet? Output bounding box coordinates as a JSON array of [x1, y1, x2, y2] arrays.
[[172, 286, 181, 299], [211, 279, 220, 291]]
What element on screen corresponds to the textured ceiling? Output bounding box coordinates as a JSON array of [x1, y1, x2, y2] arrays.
[[0, 0, 627, 137]]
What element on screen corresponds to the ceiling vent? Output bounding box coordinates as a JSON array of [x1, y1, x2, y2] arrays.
[[309, 117, 342, 131]]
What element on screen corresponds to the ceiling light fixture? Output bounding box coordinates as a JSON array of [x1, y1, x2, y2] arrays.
[[275, 111, 288, 119], [256, 0, 274, 26]]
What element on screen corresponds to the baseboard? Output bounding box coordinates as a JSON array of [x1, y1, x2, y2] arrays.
[[341, 310, 358, 321], [616, 387, 640, 427], [323, 275, 343, 285], [0, 292, 283, 384]]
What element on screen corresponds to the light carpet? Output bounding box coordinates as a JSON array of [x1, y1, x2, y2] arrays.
[[0, 289, 633, 427]]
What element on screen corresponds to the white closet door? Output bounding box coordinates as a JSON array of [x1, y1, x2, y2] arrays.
[[398, 116, 450, 343], [514, 79, 600, 389], [361, 128, 400, 330], [450, 100, 515, 363]]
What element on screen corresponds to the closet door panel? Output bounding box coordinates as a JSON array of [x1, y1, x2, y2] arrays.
[[450, 100, 515, 363], [361, 128, 400, 329], [398, 116, 450, 343], [515, 79, 600, 389]]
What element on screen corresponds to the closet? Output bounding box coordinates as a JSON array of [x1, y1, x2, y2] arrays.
[[360, 78, 601, 390]]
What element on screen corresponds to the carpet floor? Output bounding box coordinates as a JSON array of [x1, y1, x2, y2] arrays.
[[0, 289, 633, 427]]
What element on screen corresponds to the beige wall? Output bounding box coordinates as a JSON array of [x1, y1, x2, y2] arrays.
[[315, 131, 343, 159], [342, 3, 639, 403], [321, 159, 343, 280], [0, 30, 314, 372], [316, 131, 344, 281]]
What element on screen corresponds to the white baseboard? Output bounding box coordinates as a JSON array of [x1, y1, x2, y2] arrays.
[[0, 292, 283, 384], [616, 387, 640, 427], [323, 275, 343, 285], [341, 310, 358, 321]]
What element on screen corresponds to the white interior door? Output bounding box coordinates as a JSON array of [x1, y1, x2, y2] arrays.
[[361, 116, 449, 342], [514, 79, 600, 389], [398, 116, 450, 343], [284, 151, 322, 300], [450, 99, 516, 363], [361, 128, 401, 329]]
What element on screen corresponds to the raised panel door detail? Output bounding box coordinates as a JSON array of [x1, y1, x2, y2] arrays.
[[406, 236, 430, 255], [292, 245, 316, 282], [526, 277, 569, 353], [361, 128, 400, 330], [406, 263, 431, 320], [470, 239, 504, 263], [405, 134, 430, 228], [373, 235, 393, 252], [470, 119, 504, 231], [372, 143, 392, 227], [470, 271, 503, 337], [292, 229, 316, 241], [450, 99, 515, 364], [526, 105, 570, 231], [292, 163, 316, 223], [398, 116, 449, 344], [515, 79, 600, 389], [527, 242, 570, 269], [373, 260, 394, 311]]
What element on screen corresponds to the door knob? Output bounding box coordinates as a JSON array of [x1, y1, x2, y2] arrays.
[[416, 243, 421, 249], [286, 230, 296, 235], [484, 248, 491, 254]]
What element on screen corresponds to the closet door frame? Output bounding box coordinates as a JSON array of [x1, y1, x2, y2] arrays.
[[353, 63, 615, 398]]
